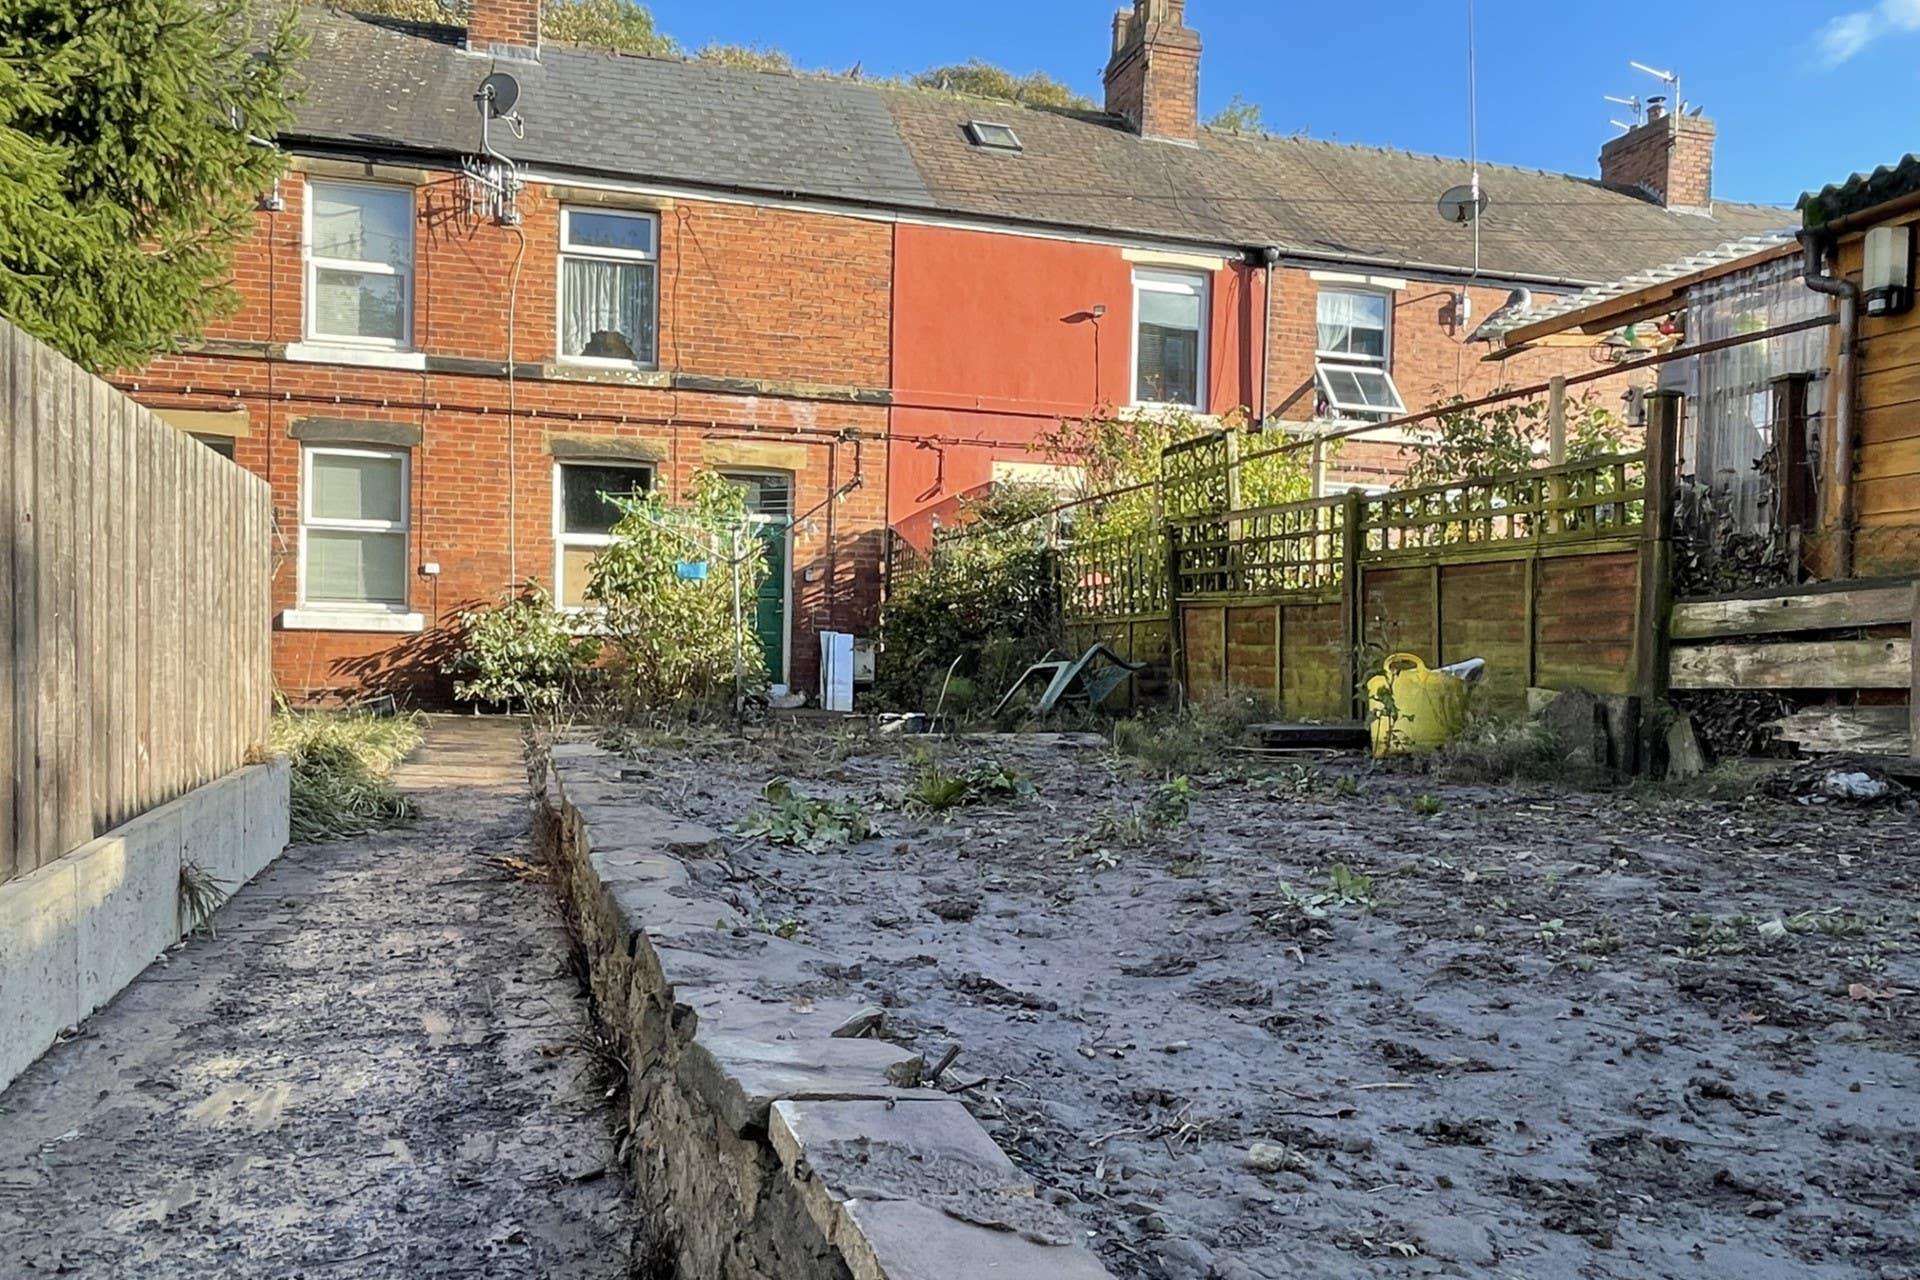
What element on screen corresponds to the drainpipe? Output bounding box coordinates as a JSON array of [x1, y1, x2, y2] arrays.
[[1256, 245, 1281, 428], [1798, 230, 1859, 578]]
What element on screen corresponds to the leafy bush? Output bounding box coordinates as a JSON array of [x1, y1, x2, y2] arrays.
[[589, 471, 769, 714], [876, 485, 1063, 712], [1398, 391, 1627, 492], [271, 710, 424, 842], [739, 780, 873, 851], [444, 584, 600, 712]]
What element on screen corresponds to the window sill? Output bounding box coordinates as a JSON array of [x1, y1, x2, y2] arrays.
[[1122, 403, 1217, 422], [280, 608, 426, 634], [285, 343, 428, 372]]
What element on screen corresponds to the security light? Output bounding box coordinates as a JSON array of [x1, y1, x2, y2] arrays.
[[1863, 224, 1914, 318]]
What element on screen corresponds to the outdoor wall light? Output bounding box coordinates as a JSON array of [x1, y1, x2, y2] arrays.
[[1863, 223, 1914, 317]]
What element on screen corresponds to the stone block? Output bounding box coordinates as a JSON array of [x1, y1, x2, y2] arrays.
[[679, 1031, 926, 1134], [838, 1199, 1113, 1280], [72, 815, 180, 1018], [769, 1100, 1030, 1202], [0, 860, 81, 1090]]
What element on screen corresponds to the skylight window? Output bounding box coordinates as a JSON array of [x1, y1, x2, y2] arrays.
[[964, 121, 1023, 153], [1314, 363, 1407, 422]]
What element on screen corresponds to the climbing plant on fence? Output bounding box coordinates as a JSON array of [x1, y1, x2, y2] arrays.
[[1398, 391, 1628, 491]]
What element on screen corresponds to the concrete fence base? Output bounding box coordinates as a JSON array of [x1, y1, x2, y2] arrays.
[[0, 760, 291, 1092]]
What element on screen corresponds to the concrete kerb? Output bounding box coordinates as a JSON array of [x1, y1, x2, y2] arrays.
[[536, 743, 1115, 1280], [0, 758, 291, 1094]]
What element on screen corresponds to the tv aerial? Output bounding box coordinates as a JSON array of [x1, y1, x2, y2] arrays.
[[1437, 182, 1490, 226], [462, 70, 527, 225]]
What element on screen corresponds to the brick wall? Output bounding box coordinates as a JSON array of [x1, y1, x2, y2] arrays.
[[129, 161, 893, 703], [1262, 268, 1647, 488]]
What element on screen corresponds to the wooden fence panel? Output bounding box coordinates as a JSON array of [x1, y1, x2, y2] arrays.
[[1280, 602, 1349, 720], [1226, 606, 1278, 704], [0, 318, 272, 884], [1535, 551, 1641, 695], [1439, 560, 1531, 715]]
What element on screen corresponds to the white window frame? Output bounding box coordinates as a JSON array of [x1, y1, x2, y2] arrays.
[[1314, 286, 1403, 423], [553, 459, 654, 611], [556, 207, 662, 369], [296, 445, 411, 616], [1130, 268, 1209, 411], [303, 180, 414, 350]]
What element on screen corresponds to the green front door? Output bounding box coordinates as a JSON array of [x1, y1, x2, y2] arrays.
[[724, 473, 792, 685], [750, 521, 788, 684]]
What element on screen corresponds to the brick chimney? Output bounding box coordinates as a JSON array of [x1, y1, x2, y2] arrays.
[[468, 0, 539, 56], [1598, 101, 1715, 211], [1104, 0, 1202, 142]]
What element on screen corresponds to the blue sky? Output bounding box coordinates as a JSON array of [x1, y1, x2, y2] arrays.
[[645, 0, 1920, 208]]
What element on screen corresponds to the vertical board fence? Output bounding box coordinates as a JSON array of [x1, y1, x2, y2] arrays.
[[1056, 424, 1669, 721], [1, 318, 272, 884]]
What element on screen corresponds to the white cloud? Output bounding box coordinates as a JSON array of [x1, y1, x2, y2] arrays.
[[1820, 10, 1879, 65], [1818, 0, 1920, 67]]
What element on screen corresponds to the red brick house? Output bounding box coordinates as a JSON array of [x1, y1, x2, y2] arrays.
[[125, 0, 1785, 702]]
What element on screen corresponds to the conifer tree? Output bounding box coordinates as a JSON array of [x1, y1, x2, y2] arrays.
[[0, 0, 303, 370]]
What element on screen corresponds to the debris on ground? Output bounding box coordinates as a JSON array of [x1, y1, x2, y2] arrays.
[[595, 721, 1920, 1280]]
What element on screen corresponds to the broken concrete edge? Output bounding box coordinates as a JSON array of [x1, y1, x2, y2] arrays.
[[0, 758, 292, 1093], [533, 740, 1116, 1280]]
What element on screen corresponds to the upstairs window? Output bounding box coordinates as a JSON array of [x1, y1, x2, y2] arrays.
[[1315, 287, 1404, 421], [964, 121, 1023, 152], [1133, 269, 1208, 409], [554, 460, 652, 607], [559, 209, 660, 366], [306, 182, 414, 347], [301, 447, 409, 610]]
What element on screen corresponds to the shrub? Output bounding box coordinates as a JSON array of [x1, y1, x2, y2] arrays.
[[876, 485, 1063, 712], [444, 584, 600, 712], [589, 471, 770, 714], [903, 754, 1030, 813], [1398, 391, 1627, 492], [271, 710, 424, 842]]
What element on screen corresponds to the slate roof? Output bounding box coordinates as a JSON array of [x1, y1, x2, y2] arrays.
[[1799, 154, 1920, 229], [295, 8, 1791, 288]]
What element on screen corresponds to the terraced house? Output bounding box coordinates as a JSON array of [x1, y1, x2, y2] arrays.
[[126, 0, 1787, 702]]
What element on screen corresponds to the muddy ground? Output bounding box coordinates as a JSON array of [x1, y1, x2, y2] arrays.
[[606, 722, 1920, 1280], [0, 719, 629, 1279]]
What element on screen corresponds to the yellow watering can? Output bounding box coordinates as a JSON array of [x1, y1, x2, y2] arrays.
[[1366, 653, 1475, 757]]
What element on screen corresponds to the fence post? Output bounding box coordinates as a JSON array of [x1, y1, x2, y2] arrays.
[[1635, 391, 1682, 711], [1164, 522, 1185, 709], [1547, 375, 1568, 465], [1341, 488, 1365, 720]]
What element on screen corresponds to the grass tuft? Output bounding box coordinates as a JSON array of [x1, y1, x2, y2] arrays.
[[178, 861, 230, 937], [1111, 692, 1267, 776], [272, 709, 424, 843]]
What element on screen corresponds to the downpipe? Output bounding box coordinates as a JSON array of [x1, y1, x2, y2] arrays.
[[1798, 231, 1859, 578]]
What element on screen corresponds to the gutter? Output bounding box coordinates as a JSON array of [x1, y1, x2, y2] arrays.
[[1797, 230, 1860, 578]]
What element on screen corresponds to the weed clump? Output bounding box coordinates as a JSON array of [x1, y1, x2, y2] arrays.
[[272, 709, 424, 842], [1112, 693, 1267, 775], [1428, 715, 1561, 784], [903, 753, 1031, 813], [739, 780, 874, 851]]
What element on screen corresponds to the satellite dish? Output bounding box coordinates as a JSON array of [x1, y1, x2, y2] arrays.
[[1438, 183, 1490, 225], [478, 71, 520, 118]]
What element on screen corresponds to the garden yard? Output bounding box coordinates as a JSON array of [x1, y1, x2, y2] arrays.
[[595, 719, 1920, 1280]]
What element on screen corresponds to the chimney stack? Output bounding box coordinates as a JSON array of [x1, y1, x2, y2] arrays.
[[1103, 0, 1202, 143], [1599, 110, 1715, 211], [468, 0, 540, 56]]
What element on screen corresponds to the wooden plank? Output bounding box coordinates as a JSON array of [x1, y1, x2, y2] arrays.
[[1857, 404, 1920, 449], [1855, 438, 1920, 481], [1856, 473, 1920, 519], [1670, 638, 1911, 690], [0, 324, 13, 882], [1672, 584, 1915, 640], [1859, 359, 1920, 414], [1911, 583, 1919, 761], [36, 338, 72, 867], [82, 374, 105, 834], [1769, 705, 1911, 755], [134, 407, 155, 812]]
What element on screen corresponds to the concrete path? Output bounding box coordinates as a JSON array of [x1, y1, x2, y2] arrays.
[[0, 717, 629, 1278]]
